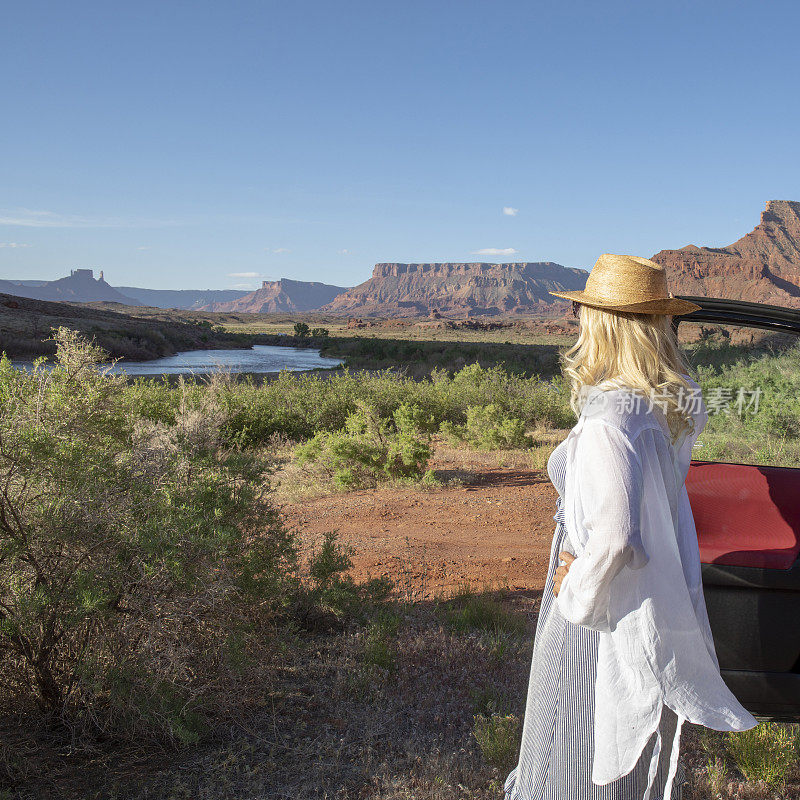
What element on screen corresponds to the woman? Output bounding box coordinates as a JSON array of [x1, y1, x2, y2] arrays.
[[504, 255, 757, 800]]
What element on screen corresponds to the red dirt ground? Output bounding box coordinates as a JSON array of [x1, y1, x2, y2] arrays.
[[283, 465, 560, 599]]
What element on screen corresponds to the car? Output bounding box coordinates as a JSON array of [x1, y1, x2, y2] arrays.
[[673, 296, 800, 720]]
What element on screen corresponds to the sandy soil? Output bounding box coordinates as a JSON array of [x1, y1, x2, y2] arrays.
[[283, 462, 561, 599]]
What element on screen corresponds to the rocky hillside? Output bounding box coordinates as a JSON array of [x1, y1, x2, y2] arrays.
[[319, 262, 587, 317], [0, 292, 251, 360], [652, 200, 800, 307], [0, 269, 142, 306], [202, 278, 349, 313]]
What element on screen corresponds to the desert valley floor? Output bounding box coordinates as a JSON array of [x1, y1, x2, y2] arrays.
[[284, 448, 560, 600]]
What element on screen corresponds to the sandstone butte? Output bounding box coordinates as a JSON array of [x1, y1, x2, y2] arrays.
[[318, 261, 587, 318], [652, 200, 800, 308], [201, 278, 348, 313], [0, 268, 143, 307]]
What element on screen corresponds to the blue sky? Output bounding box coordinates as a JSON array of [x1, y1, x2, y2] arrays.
[[1, 0, 798, 290]]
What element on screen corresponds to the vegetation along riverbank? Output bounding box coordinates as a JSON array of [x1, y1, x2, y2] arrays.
[[0, 293, 254, 361]]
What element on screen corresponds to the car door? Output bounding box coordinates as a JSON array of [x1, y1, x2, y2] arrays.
[[688, 460, 800, 718], [675, 296, 800, 720]]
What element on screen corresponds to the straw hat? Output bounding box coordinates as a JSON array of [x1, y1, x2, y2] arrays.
[[549, 254, 701, 315]]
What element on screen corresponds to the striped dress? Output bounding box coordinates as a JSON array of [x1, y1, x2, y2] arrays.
[[504, 438, 686, 800]]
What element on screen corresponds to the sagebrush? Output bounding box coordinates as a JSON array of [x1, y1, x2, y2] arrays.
[[0, 330, 363, 743]]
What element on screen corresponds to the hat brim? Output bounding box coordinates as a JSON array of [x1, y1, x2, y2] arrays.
[[548, 289, 701, 316]]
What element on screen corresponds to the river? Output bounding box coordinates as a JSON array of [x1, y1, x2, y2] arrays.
[[13, 344, 344, 376]]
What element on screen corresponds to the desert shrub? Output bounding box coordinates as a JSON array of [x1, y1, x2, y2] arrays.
[[0, 329, 297, 739], [687, 339, 800, 466], [320, 333, 567, 377], [469, 686, 513, 717], [361, 610, 400, 672], [292, 531, 392, 629], [441, 403, 533, 450], [704, 755, 729, 796], [442, 589, 527, 637], [122, 374, 185, 425], [214, 370, 368, 446], [725, 721, 799, 786], [311, 327, 329, 338], [695, 341, 800, 438], [294, 401, 434, 489], [210, 364, 572, 449], [436, 363, 571, 426], [472, 712, 521, 772]]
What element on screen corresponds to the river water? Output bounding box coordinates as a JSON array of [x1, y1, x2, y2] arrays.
[[14, 344, 343, 376]]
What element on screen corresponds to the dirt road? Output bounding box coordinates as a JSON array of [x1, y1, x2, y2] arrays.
[[283, 464, 560, 599]]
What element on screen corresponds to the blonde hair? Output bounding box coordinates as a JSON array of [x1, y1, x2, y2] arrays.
[[561, 304, 695, 445]]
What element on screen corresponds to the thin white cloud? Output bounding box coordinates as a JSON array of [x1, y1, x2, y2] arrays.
[[0, 208, 179, 228], [472, 247, 519, 256], [271, 247, 290, 254], [228, 271, 261, 278], [231, 282, 258, 290], [502, 207, 519, 216], [338, 249, 350, 255], [136, 246, 151, 251], [0, 242, 30, 248]]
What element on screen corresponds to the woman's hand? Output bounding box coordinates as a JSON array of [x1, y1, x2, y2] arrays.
[[552, 551, 576, 596]]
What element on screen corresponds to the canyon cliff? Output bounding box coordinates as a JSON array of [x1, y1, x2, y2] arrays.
[[652, 200, 800, 307], [320, 262, 587, 317]]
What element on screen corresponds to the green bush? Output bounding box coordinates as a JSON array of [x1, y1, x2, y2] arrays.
[[184, 363, 572, 449], [683, 338, 800, 467], [704, 755, 729, 796], [294, 401, 434, 489], [311, 327, 330, 338], [469, 686, 512, 717], [0, 329, 297, 738], [725, 721, 799, 786], [362, 631, 396, 672], [441, 403, 533, 450], [292, 531, 392, 629], [442, 588, 527, 636], [293, 322, 310, 338], [319, 333, 567, 377], [473, 712, 521, 772], [361, 610, 400, 672], [193, 345, 800, 465]]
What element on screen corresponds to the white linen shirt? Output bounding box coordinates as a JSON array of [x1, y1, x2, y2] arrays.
[[554, 375, 757, 800]]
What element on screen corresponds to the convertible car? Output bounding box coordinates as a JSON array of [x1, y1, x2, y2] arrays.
[[673, 296, 800, 720]]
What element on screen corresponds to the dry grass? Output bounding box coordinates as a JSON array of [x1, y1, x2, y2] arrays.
[[2, 590, 536, 799], [679, 722, 800, 800], [3, 578, 798, 799]]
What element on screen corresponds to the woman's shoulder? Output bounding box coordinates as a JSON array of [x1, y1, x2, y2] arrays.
[[581, 379, 683, 437], [680, 372, 703, 394], [580, 372, 704, 442], [580, 385, 659, 439]]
